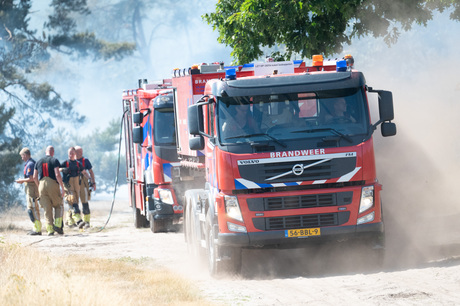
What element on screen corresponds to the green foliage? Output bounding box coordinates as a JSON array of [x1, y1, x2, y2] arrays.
[[203, 0, 460, 64], [0, 104, 22, 210]]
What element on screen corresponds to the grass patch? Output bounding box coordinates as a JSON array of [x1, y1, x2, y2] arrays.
[[0, 207, 26, 233], [0, 241, 213, 305]]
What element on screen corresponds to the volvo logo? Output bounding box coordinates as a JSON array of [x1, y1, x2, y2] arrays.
[[292, 164, 304, 176]]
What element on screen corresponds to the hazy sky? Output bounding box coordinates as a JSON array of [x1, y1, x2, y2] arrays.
[[29, 2, 460, 136], [81, 5, 460, 134]]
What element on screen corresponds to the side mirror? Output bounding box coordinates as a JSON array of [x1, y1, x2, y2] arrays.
[[133, 126, 143, 144], [378, 91, 394, 121], [189, 136, 204, 150], [381, 122, 397, 137], [133, 112, 143, 124], [188, 104, 203, 135]]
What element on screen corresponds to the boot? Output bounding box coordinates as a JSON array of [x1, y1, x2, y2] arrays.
[[46, 224, 54, 236], [76, 219, 86, 229], [53, 226, 64, 235], [83, 214, 90, 228], [54, 217, 64, 235], [33, 220, 42, 235], [66, 210, 75, 227]]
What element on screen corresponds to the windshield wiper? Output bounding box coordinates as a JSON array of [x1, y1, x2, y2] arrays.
[[292, 128, 353, 143], [226, 133, 287, 147]]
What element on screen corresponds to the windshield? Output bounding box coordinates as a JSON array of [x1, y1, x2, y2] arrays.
[[154, 108, 175, 145], [217, 87, 368, 145]]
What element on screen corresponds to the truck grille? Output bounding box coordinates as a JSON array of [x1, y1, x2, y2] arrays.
[[252, 211, 350, 231], [247, 191, 353, 211], [238, 156, 356, 183]]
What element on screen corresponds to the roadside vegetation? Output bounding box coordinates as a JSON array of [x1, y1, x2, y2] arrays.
[[0, 239, 211, 305], [0, 208, 211, 306]]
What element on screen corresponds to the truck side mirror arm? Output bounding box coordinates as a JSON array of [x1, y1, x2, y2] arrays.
[[368, 88, 397, 137], [187, 96, 213, 138]]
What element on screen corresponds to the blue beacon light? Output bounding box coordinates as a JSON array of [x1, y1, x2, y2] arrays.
[[225, 68, 237, 80], [336, 60, 347, 72]]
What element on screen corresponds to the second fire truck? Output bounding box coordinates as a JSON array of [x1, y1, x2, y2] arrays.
[[122, 79, 184, 233]]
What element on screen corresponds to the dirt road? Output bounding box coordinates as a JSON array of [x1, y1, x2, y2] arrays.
[[3, 199, 460, 305]]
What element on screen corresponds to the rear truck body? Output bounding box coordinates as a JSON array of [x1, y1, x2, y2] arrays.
[[176, 56, 396, 275], [122, 79, 184, 233]]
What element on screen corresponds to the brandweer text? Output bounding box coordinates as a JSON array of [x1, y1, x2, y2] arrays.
[[270, 149, 325, 158]]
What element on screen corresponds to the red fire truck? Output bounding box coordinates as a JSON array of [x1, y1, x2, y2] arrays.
[[173, 55, 396, 275], [122, 79, 185, 233]]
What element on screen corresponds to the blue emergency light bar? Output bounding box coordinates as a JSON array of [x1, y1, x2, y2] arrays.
[[225, 68, 237, 80], [336, 60, 347, 72]]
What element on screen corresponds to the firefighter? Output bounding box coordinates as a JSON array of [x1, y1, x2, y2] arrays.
[[33, 146, 65, 236], [324, 97, 356, 123], [75, 145, 96, 228], [60, 146, 91, 229], [15, 148, 41, 235]]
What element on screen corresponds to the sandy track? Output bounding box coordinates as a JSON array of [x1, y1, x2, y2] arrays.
[[4, 199, 460, 305]]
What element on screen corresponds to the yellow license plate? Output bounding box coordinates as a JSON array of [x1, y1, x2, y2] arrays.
[[285, 228, 321, 238]]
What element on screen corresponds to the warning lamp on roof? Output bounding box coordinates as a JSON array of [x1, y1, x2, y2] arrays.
[[225, 68, 236, 80], [312, 54, 323, 66], [336, 60, 347, 72], [344, 54, 354, 68], [172, 68, 180, 77]]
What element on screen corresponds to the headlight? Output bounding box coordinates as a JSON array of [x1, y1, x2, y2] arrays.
[[225, 195, 243, 222], [158, 189, 174, 204], [357, 211, 375, 225], [359, 186, 374, 213], [227, 222, 247, 233]]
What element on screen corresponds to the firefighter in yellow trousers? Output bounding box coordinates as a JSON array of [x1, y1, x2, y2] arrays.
[[75, 146, 96, 228], [33, 146, 65, 236], [15, 148, 41, 235], [61, 147, 91, 229]]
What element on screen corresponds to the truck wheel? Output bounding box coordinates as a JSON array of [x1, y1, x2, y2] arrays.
[[206, 221, 242, 276], [184, 200, 190, 243], [133, 205, 144, 229], [149, 215, 165, 233], [131, 182, 147, 228], [360, 234, 385, 271], [185, 191, 204, 258]]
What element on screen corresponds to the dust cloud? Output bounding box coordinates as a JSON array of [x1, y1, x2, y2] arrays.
[[360, 9, 460, 269], [373, 57, 460, 270]]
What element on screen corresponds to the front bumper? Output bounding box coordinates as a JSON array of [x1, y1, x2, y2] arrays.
[[218, 222, 384, 249], [148, 198, 182, 221]]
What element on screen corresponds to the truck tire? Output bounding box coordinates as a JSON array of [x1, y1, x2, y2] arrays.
[[133, 205, 145, 229], [206, 212, 242, 277], [359, 233, 385, 271], [184, 199, 190, 241], [149, 215, 165, 233], [184, 190, 204, 258], [131, 182, 146, 229]]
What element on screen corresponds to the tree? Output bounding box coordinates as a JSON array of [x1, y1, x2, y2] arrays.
[[71, 118, 126, 194], [203, 0, 460, 64], [0, 0, 135, 208], [0, 104, 22, 210]]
